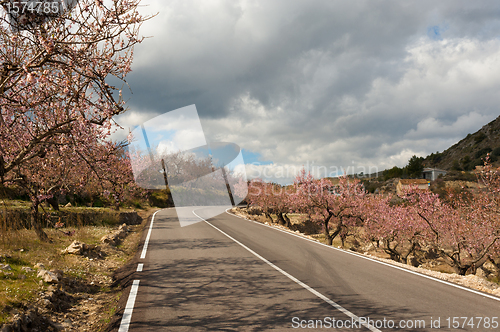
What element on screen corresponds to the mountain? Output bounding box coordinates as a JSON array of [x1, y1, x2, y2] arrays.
[[424, 115, 500, 171]]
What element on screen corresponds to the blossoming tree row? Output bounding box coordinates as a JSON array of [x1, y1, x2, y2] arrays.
[[1, 0, 150, 240], [244, 161, 500, 275]]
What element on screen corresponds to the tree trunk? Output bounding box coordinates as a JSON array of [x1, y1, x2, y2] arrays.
[[330, 224, 342, 245], [324, 219, 333, 245], [276, 212, 286, 226], [264, 211, 273, 223], [442, 254, 471, 276], [382, 239, 402, 262], [31, 201, 49, 242], [454, 265, 470, 276], [401, 241, 417, 265], [340, 233, 346, 248], [283, 214, 291, 228], [324, 214, 343, 246], [489, 257, 500, 279], [46, 197, 59, 211]]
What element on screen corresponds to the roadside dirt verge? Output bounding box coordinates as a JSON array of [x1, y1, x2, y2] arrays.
[[0, 208, 157, 332], [103, 209, 163, 332]]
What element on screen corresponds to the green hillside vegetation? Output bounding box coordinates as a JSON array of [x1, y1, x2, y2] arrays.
[[424, 115, 500, 171], [350, 116, 500, 194]]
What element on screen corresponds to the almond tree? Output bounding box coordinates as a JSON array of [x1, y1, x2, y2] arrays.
[[244, 179, 295, 226], [292, 170, 366, 246], [363, 194, 427, 264], [234, 178, 250, 207], [405, 185, 500, 275], [245, 179, 275, 223], [64, 140, 146, 210], [0, 0, 148, 240], [8, 123, 144, 239], [478, 157, 500, 274], [272, 184, 294, 227]]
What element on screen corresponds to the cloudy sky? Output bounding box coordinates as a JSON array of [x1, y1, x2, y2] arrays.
[[114, 0, 500, 184]]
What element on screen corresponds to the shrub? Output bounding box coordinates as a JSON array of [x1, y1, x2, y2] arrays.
[[148, 190, 173, 208], [442, 170, 477, 182], [451, 160, 462, 171], [427, 152, 443, 165], [474, 132, 487, 143], [362, 180, 383, 193], [383, 166, 403, 181], [475, 147, 492, 159]]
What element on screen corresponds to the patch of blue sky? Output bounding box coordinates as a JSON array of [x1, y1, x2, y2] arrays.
[[225, 150, 246, 177], [427, 24, 448, 40], [209, 143, 240, 168], [241, 149, 272, 166], [142, 126, 176, 145], [128, 125, 149, 153]]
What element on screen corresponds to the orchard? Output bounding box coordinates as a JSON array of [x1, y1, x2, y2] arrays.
[[245, 159, 500, 276]]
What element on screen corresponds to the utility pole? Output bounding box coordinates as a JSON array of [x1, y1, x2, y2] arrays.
[[209, 153, 235, 207], [221, 166, 235, 207], [140, 124, 173, 206], [161, 158, 174, 206]]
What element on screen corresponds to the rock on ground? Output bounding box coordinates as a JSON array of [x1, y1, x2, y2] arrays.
[[100, 223, 129, 246], [37, 269, 59, 284], [0, 307, 57, 332], [0, 264, 12, 271], [61, 241, 101, 257], [21, 267, 34, 273]]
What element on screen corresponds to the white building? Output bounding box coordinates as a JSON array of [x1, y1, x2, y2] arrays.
[[421, 168, 447, 181]]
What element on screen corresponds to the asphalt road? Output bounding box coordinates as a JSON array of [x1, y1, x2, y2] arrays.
[[118, 207, 500, 331]]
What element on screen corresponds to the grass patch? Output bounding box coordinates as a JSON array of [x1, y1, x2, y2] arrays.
[[0, 206, 154, 328]]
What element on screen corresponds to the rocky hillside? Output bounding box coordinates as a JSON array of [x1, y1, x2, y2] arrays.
[[424, 115, 500, 171]]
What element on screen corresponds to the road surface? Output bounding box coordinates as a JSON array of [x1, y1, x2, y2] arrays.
[[117, 206, 500, 331]]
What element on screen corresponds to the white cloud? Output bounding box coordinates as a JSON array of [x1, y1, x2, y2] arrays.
[[201, 36, 500, 174], [405, 111, 494, 140]]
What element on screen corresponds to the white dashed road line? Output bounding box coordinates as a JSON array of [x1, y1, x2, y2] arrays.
[[140, 209, 161, 259], [118, 280, 140, 332], [118, 209, 162, 332]]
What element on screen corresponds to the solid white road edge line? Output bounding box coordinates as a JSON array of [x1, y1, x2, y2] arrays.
[[118, 208, 171, 331], [118, 280, 140, 332], [140, 209, 162, 259], [226, 208, 500, 302], [193, 210, 381, 332]]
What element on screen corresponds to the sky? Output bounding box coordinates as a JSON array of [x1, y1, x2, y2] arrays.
[[113, 0, 500, 184]]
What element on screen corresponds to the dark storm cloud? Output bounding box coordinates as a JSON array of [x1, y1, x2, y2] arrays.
[[127, 1, 423, 116]]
